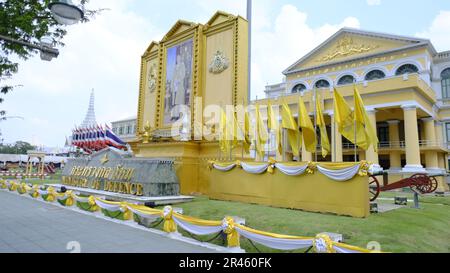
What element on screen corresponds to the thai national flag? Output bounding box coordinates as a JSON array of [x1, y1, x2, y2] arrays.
[[105, 126, 127, 149]]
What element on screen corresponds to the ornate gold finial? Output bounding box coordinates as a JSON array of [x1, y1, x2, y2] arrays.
[[142, 121, 153, 144]]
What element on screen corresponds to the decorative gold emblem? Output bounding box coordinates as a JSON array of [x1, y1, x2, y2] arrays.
[[209, 51, 229, 74], [147, 64, 157, 93], [318, 37, 379, 62], [100, 153, 109, 165]]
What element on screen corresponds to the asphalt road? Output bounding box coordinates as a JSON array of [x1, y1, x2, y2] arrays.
[[0, 190, 217, 253]]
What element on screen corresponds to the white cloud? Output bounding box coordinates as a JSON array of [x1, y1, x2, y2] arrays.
[[251, 4, 361, 99], [366, 0, 381, 6], [416, 10, 450, 52]]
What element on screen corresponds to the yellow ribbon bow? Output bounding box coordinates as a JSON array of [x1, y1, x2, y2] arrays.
[[162, 206, 177, 233], [222, 217, 240, 248]]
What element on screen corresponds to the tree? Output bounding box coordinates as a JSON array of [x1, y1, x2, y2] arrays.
[[0, 141, 36, 154], [0, 0, 103, 118]]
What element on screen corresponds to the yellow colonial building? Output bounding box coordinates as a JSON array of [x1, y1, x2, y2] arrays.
[[260, 28, 450, 192]]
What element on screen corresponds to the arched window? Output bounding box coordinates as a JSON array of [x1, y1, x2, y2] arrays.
[[365, 70, 386, 81], [315, 79, 330, 89], [292, 83, 306, 93], [395, 64, 419, 76], [337, 75, 355, 85], [442, 68, 450, 99]]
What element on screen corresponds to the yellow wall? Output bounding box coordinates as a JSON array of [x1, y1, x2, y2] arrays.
[[209, 168, 370, 218]]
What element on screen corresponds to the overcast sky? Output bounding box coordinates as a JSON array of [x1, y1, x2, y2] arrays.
[[2, 0, 450, 147]]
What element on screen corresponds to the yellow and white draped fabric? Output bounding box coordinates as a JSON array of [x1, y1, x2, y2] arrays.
[[333, 242, 374, 253], [172, 214, 223, 236], [235, 224, 314, 250], [210, 160, 371, 181], [1, 185, 378, 253], [316, 162, 362, 182], [127, 204, 161, 222], [274, 162, 309, 176], [213, 162, 237, 172], [240, 162, 270, 174]]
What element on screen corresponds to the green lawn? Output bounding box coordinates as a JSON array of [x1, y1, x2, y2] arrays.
[[163, 194, 450, 253]]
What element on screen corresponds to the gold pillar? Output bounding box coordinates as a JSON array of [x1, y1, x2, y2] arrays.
[[387, 120, 401, 171], [331, 114, 343, 162], [422, 118, 439, 171], [365, 109, 379, 165], [401, 105, 425, 173]]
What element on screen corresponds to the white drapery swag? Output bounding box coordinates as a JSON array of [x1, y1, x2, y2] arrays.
[[38, 190, 48, 196], [317, 164, 361, 182], [235, 226, 314, 251], [213, 163, 237, 172], [57, 194, 69, 201], [94, 199, 122, 212], [172, 216, 223, 236], [74, 195, 90, 203], [333, 245, 369, 253], [275, 163, 308, 176], [127, 206, 161, 222], [240, 162, 269, 174]]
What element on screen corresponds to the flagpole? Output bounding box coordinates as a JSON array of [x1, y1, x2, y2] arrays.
[[353, 82, 358, 163], [332, 88, 336, 163], [241, 98, 245, 161], [297, 93, 302, 162], [314, 88, 318, 162]]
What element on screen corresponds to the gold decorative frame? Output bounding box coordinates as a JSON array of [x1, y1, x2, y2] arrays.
[[156, 21, 202, 133]]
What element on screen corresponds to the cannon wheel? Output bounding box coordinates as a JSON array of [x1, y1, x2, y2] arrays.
[[409, 174, 436, 194], [428, 176, 439, 193], [369, 175, 380, 202]]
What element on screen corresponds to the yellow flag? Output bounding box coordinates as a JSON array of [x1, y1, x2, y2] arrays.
[[281, 102, 300, 158], [333, 88, 369, 150], [243, 110, 251, 154], [298, 96, 317, 153], [268, 102, 282, 154], [256, 105, 269, 159], [219, 108, 230, 154], [316, 93, 330, 158], [354, 86, 379, 152]]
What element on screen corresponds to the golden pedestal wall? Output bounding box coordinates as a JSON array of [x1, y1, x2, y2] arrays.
[[209, 169, 370, 218], [132, 141, 248, 195]]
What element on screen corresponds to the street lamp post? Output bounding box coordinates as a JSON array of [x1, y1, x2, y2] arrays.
[[49, 0, 85, 26], [0, 0, 85, 61]]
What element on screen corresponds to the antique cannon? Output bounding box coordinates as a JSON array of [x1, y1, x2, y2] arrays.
[[369, 172, 440, 202]]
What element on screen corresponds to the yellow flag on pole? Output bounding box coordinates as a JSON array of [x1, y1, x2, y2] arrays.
[[354, 86, 379, 152], [333, 88, 369, 150], [256, 104, 269, 159], [316, 93, 330, 158], [268, 101, 282, 154], [243, 110, 251, 154], [219, 108, 230, 154], [298, 96, 317, 153], [281, 102, 300, 158]]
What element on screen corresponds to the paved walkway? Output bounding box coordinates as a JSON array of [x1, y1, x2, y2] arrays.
[[0, 190, 217, 253]]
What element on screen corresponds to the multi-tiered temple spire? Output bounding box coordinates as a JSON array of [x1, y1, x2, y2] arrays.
[[81, 89, 97, 128]]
